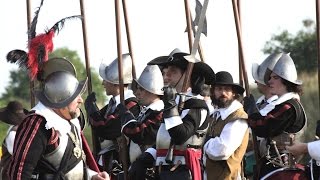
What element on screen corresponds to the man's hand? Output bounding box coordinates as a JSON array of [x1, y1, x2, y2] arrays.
[[85, 92, 100, 116], [116, 103, 135, 126], [163, 86, 177, 108], [91, 171, 110, 180], [286, 142, 308, 157], [243, 94, 259, 116]]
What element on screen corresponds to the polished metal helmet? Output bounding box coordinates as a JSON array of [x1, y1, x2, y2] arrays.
[[99, 53, 133, 84], [34, 71, 88, 108], [38, 57, 77, 81], [252, 53, 283, 85], [264, 53, 302, 85], [132, 65, 164, 95]]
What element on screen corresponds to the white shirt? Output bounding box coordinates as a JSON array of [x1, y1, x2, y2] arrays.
[[204, 100, 248, 161], [308, 140, 320, 165]]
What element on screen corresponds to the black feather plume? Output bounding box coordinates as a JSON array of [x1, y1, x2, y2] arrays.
[[46, 15, 82, 35], [6, 50, 28, 69], [28, 0, 45, 40]]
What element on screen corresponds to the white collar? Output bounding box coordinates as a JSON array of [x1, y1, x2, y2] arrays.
[[145, 100, 164, 111], [267, 95, 279, 103], [113, 89, 135, 106], [214, 100, 243, 120], [32, 102, 79, 135], [139, 100, 164, 117], [256, 95, 278, 104], [259, 92, 300, 116]]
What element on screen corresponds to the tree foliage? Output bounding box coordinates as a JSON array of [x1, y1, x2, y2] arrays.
[[0, 48, 107, 109], [263, 19, 317, 73]]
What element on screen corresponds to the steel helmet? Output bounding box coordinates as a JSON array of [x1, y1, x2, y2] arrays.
[[37, 57, 77, 81], [252, 53, 282, 85], [99, 53, 133, 84], [34, 71, 88, 108], [132, 65, 164, 95], [264, 53, 302, 85]]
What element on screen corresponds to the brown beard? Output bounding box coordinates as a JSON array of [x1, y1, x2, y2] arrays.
[[213, 96, 233, 108], [69, 107, 81, 119]]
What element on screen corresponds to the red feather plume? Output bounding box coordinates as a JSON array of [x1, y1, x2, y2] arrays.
[[28, 30, 55, 79], [6, 0, 81, 80]]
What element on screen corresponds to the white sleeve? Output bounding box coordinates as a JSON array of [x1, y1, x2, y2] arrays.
[[204, 119, 248, 160], [5, 130, 16, 155], [308, 140, 320, 162], [87, 168, 98, 179], [164, 109, 189, 130]]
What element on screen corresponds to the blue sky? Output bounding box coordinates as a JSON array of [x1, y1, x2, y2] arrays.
[[0, 0, 316, 96]]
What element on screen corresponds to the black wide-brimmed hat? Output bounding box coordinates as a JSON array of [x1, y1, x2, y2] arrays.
[[148, 49, 215, 85], [0, 101, 28, 125], [147, 49, 189, 71], [215, 71, 245, 94], [193, 62, 215, 85]]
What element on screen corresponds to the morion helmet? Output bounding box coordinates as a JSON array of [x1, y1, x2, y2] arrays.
[[264, 53, 302, 85], [133, 65, 164, 95], [99, 53, 133, 84], [252, 53, 282, 85]]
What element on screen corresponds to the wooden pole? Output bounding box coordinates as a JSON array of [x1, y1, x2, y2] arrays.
[[184, 0, 193, 54], [231, 0, 250, 96], [79, 0, 101, 159], [115, 0, 128, 179], [26, 0, 35, 107], [316, 0, 320, 109], [237, 0, 244, 87], [122, 0, 136, 79], [79, 0, 92, 94], [232, 1, 261, 176]]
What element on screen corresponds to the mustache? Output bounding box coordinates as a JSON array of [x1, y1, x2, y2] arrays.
[[218, 95, 227, 99]]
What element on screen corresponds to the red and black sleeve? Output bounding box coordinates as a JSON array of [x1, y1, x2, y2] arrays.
[[248, 102, 296, 138], [123, 110, 163, 145], [7, 115, 51, 180]]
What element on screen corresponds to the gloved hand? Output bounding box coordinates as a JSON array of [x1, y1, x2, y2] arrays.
[[84, 92, 100, 116], [243, 94, 259, 116], [116, 103, 135, 125], [128, 152, 155, 180], [162, 86, 179, 118]]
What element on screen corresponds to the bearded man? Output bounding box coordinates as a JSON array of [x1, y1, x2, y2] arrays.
[[203, 71, 249, 180]]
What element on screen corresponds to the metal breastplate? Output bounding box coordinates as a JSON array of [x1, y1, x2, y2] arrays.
[[156, 123, 171, 149], [156, 123, 208, 150], [43, 133, 69, 169], [175, 125, 208, 150], [129, 141, 142, 163], [156, 123, 208, 166]]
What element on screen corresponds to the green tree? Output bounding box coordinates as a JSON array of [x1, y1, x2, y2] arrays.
[[263, 19, 317, 73]]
